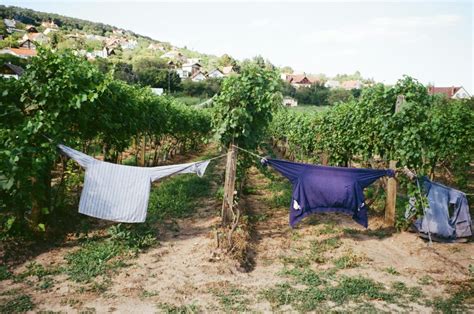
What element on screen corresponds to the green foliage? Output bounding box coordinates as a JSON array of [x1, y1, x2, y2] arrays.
[[0, 265, 12, 280], [0, 294, 34, 313], [212, 62, 282, 149], [269, 76, 474, 186], [294, 83, 330, 106], [180, 78, 222, 98], [132, 56, 181, 90], [156, 303, 200, 314], [0, 48, 211, 234]]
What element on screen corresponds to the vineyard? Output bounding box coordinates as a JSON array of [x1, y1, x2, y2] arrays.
[[0, 50, 473, 312]]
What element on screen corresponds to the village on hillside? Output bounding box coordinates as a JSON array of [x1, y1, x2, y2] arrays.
[[1, 15, 471, 107]]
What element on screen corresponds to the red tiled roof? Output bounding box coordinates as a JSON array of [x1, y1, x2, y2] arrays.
[[9, 48, 37, 56], [286, 74, 319, 85], [427, 86, 461, 98]]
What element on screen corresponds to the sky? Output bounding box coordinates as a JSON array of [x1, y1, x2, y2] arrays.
[[3, 1, 473, 92]]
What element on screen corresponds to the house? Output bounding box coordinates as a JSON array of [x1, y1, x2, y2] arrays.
[[282, 96, 298, 107], [19, 39, 36, 50], [41, 21, 59, 29], [325, 80, 341, 89], [43, 28, 58, 35], [160, 51, 186, 62], [222, 65, 237, 76], [182, 62, 202, 76], [85, 34, 107, 41], [25, 25, 38, 33], [427, 86, 471, 99], [120, 39, 138, 50], [283, 73, 319, 88], [341, 80, 363, 90], [3, 19, 16, 29], [148, 43, 165, 51], [113, 29, 125, 35], [176, 69, 190, 79], [151, 88, 164, 96], [0, 63, 24, 79], [191, 71, 207, 82], [0, 48, 37, 58], [208, 69, 225, 79], [22, 32, 49, 44], [105, 37, 121, 49]]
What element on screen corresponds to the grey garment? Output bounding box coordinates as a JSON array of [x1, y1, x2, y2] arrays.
[[58, 144, 210, 223], [412, 178, 472, 239]]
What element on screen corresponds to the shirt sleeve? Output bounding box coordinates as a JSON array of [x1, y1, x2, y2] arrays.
[[354, 168, 394, 189], [266, 159, 306, 184], [149, 160, 211, 182], [58, 144, 96, 169]]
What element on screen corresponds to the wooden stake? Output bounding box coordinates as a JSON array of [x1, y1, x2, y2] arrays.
[[385, 95, 404, 227], [222, 143, 237, 226], [140, 135, 146, 166]]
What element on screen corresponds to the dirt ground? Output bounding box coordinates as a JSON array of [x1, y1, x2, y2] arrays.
[[0, 149, 473, 313]]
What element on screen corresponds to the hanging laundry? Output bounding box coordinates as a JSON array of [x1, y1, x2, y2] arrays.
[[262, 158, 394, 228], [407, 177, 472, 240], [58, 144, 210, 223]]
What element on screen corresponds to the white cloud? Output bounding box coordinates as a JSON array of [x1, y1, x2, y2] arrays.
[[370, 14, 462, 28]]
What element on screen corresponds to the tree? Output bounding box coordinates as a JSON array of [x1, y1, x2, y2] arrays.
[[133, 57, 180, 91], [327, 88, 354, 105], [218, 53, 237, 67], [294, 83, 330, 106], [280, 66, 294, 74]]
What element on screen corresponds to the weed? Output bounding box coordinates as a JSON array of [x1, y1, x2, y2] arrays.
[[280, 256, 311, 268], [333, 250, 366, 269], [390, 281, 424, 303], [15, 262, 61, 282], [307, 237, 342, 264], [418, 275, 433, 285], [261, 282, 297, 307], [428, 287, 472, 313], [279, 267, 324, 287], [385, 266, 400, 275], [0, 294, 34, 313], [342, 228, 393, 239], [37, 277, 55, 290], [65, 240, 123, 283], [141, 290, 159, 298], [249, 213, 269, 223], [0, 265, 12, 281], [314, 223, 339, 235], [214, 287, 249, 312], [469, 264, 473, 277], [78, 307, 96, 314], [324, 276, 394, 304], [156, 302, 200, 314]]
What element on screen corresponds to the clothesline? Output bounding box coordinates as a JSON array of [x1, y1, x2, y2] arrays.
[[231, 145, 266, 160]]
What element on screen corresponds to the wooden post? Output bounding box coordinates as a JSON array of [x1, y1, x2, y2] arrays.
[[140, 136, 146, 166], [222, 143, 237, 226], [385, 95, 404, 227]]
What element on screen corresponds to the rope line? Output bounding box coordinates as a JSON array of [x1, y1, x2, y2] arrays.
[[231, 145, 266, 160]]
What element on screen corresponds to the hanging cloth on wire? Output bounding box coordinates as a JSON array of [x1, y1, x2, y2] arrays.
[[59, 144, 213, 223], [262, 158, 394, 228]]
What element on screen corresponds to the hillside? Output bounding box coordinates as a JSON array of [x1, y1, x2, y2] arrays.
[[0, 5, 223, 71]]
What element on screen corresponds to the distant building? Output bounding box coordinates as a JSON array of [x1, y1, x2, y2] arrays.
[[41, 20, 59, 29], [191, 71, 207, 82], [0, 63, 24, 79], [160, 51, 186, 63], [43, 28, 58, 35], [428, 86, 471, 99], [341, 80, 363, 90], [182, 62, 202, 77], [120, 39, 138, 50], [208, 69, 225, 79], [222, 65, 237, 76], [3, 19, 16, 29], [151, 88, 164, 96], [282, 96, 298, 107], [282, 73, 320, 88], [325, 80, 341, 89], [148, 43, 165, 51], [0, 48, 37, 58], [25, 25, 38, 33], [22, 32, 49, 44], [19, 39, 36, 50]]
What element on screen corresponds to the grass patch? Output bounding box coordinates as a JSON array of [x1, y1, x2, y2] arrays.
[[279, 267, 324, 287], [307, 237, 342, 264], [427, 284, 473, 313], [342, 227, 393, 239], [156, 302, 200, 314], [147, 167, 213, 223], [0, 294, 34, 313], [213, 287, 250, 312], [385, 266, 400, 275], [325, 276, 394, 304], [333, 250, 367, 269], [0, 265, 12, 281]]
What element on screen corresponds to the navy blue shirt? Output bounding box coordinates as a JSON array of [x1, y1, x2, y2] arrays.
[[263, 159, 394, 228]]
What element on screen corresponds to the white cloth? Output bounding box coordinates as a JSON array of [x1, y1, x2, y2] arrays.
[[59, 144, 210, 223]]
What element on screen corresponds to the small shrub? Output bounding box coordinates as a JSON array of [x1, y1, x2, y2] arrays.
[[0, 294, 34, 313], [385, 266, 400, 275], [156, 302, 200, 314]]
